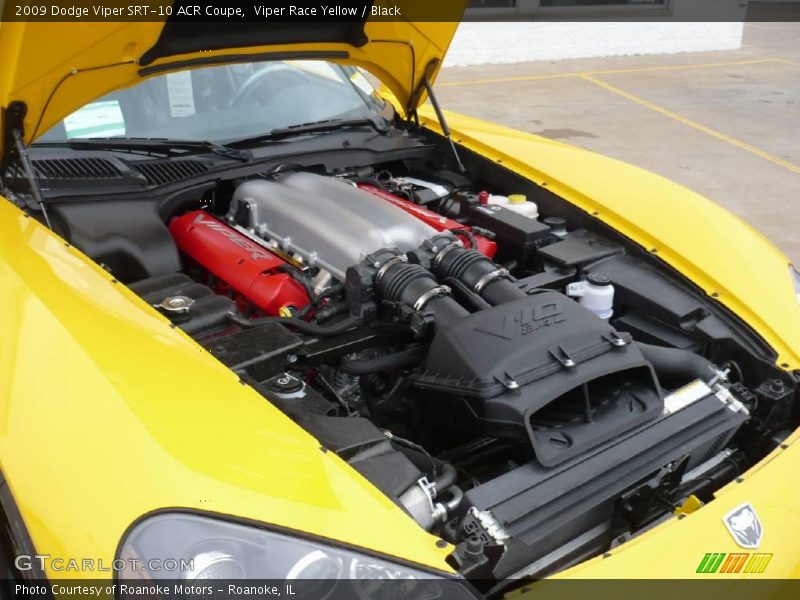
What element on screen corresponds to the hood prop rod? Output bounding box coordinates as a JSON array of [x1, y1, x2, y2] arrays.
[[12, 129, 52, 230], [422, 76, 466, 173]]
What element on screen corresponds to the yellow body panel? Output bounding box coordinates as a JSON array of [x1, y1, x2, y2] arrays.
[[0, 199, 452, 578]]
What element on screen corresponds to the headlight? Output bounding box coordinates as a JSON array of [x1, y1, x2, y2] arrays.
[[116, 512, 477, 600], [792, 265, 800, 305]]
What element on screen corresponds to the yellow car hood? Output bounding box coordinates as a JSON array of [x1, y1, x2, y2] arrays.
[[0, 2, 464, 153]]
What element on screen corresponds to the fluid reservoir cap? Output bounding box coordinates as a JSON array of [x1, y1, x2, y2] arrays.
[[587, 272, 612, 287], [508, 194, 527, 204], [543, 216, 567, 237], [264, 372, 305, 395], [543, 216, 566, 228], [157, 295, 195, 314]]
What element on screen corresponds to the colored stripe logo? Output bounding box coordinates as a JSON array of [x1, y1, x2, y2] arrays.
[[696, 552, 772, 574]]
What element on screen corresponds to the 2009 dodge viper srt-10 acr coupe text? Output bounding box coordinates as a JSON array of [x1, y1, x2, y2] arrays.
[[1, 5, 799, 598]]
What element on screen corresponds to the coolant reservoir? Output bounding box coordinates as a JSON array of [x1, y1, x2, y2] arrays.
[[566, 273, 615, 320], [488, 194, 539, 219]]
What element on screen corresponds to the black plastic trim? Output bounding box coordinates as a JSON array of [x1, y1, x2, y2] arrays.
[[32, 141, 436, 203], [0, 468, 50, 584], [138, 51, 349, 77], [0, 101, 26, 173], [139, 14, 367, 67]]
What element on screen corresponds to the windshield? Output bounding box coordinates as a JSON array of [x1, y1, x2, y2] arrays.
[[37, 61, 384, 144]]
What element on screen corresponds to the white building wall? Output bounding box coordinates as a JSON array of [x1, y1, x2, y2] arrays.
[[444, 21, 745, 67]]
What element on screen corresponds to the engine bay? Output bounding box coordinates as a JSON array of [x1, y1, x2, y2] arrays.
[[14, 139, 799, 589]]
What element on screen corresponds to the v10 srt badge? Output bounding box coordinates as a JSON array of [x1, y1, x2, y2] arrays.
[[475, 302, 565, 340], [723, 503, 764, 549]]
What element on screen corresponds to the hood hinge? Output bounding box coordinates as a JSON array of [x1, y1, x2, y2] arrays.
[[1, 101, 52, 229]]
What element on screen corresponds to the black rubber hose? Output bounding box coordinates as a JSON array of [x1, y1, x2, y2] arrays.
[[227, 313, 360, 337], [338, 345, 427, 375], [375, 253, 469, 327], [313, 302, 349, 323], [432, 245, 524, 305], [636, 342, 718, 385], [389, 434, 438, 478], [277, 264, 318, 305], [676, 452, 747, 501], [350, 176, 388, 189], [434, 463, 457, 492], [453, 229, 478, 251], [442, 276, 492, 312]]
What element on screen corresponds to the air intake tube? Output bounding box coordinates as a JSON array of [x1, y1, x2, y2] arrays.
[[410, 233, 524, 305], [345, 247, 469, 332], [636, 342, 719, 387]]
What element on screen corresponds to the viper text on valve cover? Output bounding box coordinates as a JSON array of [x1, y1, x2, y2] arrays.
[[0, 2, 799, 597]]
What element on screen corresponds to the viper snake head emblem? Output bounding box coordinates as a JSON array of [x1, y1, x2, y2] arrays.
[[724, 503, 763, 549]]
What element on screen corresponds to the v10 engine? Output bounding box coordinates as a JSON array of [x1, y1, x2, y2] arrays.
[[133, 170, 757, 581], [164, 172, 497, 324], [225, 172, 496, 292]]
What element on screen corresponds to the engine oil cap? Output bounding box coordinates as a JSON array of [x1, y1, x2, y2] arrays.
[[587, 272, 612, 287], [264, 373, 305, 396]]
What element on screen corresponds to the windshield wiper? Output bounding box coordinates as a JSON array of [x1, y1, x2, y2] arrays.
[[228, 118, 389, 148], [35, 137, 253, 162]]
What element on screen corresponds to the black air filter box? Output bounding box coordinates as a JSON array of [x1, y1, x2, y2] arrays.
[[411, 292, 663, 465]]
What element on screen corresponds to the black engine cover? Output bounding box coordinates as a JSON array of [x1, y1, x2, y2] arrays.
[[412, 292, 663, 466]]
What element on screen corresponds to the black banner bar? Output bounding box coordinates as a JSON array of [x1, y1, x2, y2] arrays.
[[2, 0, 800, 23]]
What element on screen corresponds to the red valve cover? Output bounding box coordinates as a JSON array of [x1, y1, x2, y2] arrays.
[[169, 211, 309, 315], [356, 184, 497, 258]]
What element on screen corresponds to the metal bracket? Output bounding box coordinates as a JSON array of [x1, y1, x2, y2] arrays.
[[603, 331, 631, 348], [413, 285, 451, 312], [550, 345, 577, 369], [473, 268, 511, 294]]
